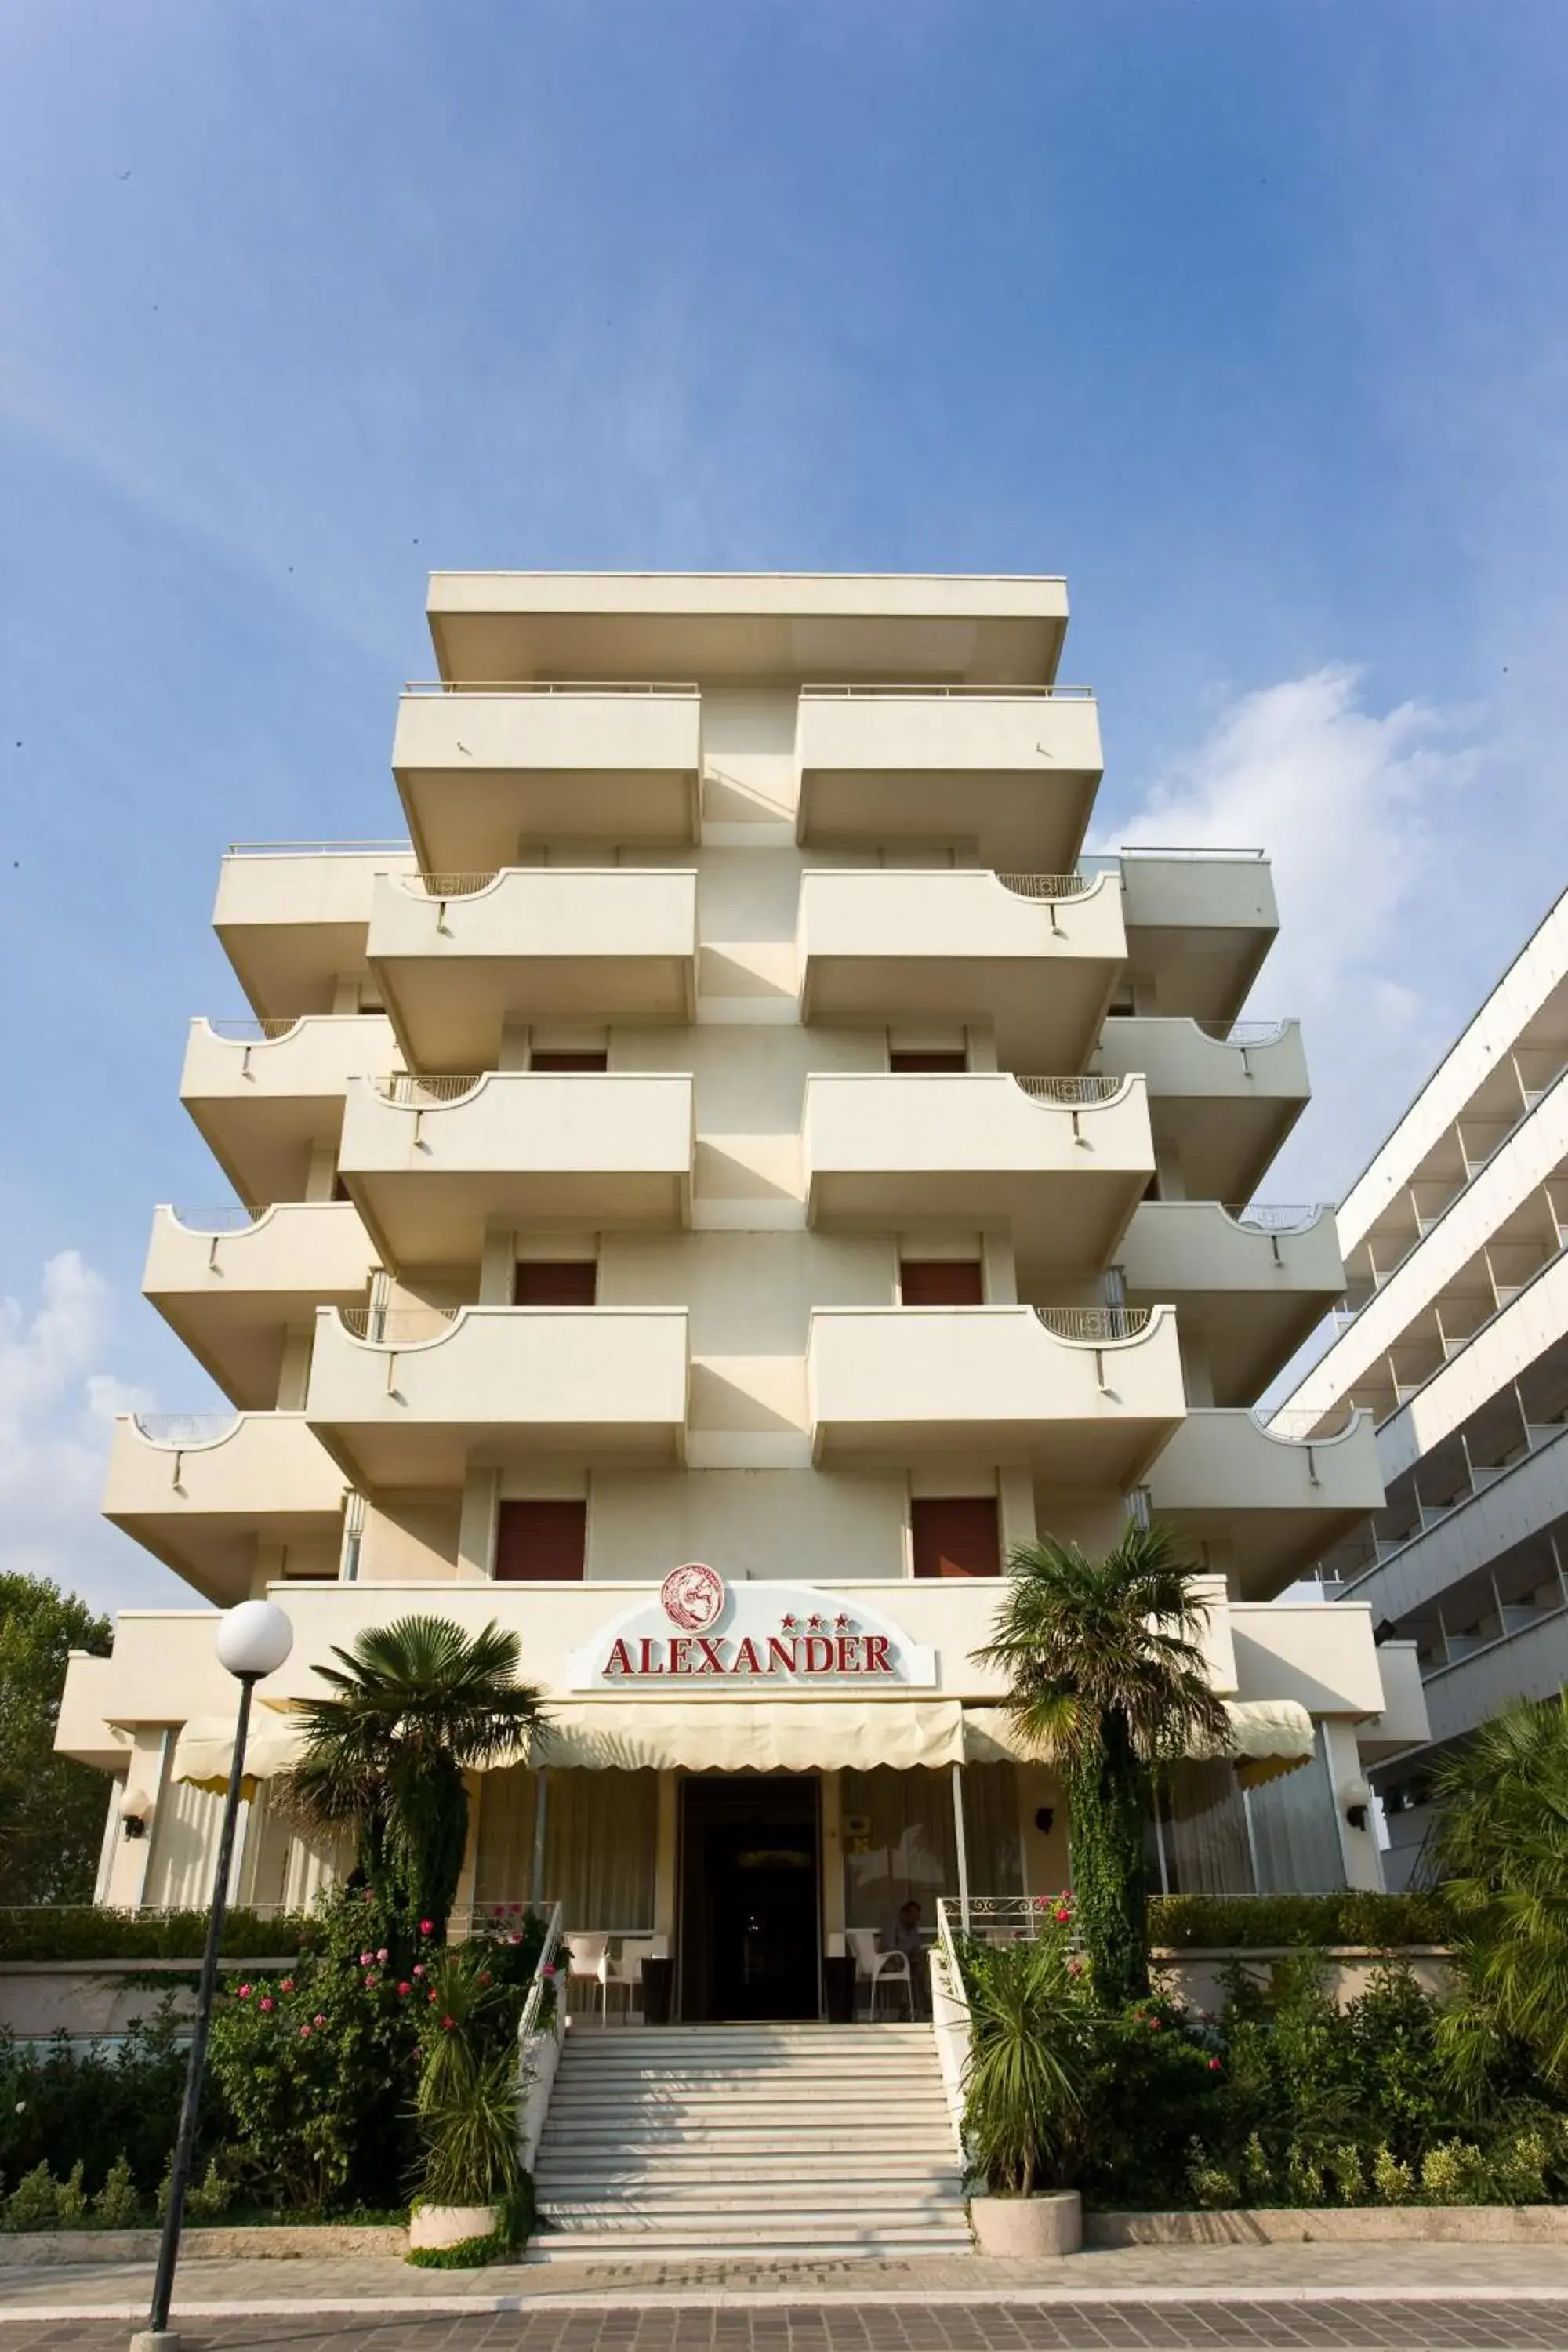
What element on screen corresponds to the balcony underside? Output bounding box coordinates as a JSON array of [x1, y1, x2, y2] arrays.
[[797, 770, 1096, 876], [1122, 1282, 1340, 1410], [1145, 1412, 1385, 1600], [801, 956, 1118, 1072], [372, 954, 696, 1073], [809, 1167, 1145, 1276], [1147, 1096, 1307, 1207], [182, 1094, 346, 1207], [348, 1167, 691, 1267], [399, 768, 699, 868], [309, 1412, 685, 1490]]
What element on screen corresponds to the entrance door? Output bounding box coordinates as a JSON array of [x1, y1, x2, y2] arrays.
[[677, 1777, 822, 2022]]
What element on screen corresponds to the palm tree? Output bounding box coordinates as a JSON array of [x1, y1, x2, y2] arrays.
[[974, 1526, 1229, 2005], [1425, 1695, 1568, 2096], [280, 1616, 547, 1942]]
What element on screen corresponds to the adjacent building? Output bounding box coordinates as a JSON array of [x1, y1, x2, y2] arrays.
[[57, 572, 1427, 2010], [1285, 886, 1568, 1886]]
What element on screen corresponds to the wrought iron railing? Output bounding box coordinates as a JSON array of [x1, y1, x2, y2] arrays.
[[169, 1205, 267, 1232], [205, 1018, 302, 1043], [1194, 1020, 1290, 1047], [132, 1414, 242, 1448], [995, 872, 1097, 900], [338, 1307, 459, 1345], [1033, 1306, 1152, 1343], [1251, 1404, 1359, 1442], [1224, 1203, 1327, 1232], [1014, 1076, 1124, 1106], [408, 871, 499, 898], [374, 1074, 485, 1106], [938, 1893, 1077, 1947]]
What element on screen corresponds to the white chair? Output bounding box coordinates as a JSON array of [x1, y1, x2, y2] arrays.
[[565, 1932, 613, 2025], [847, 1928, 913, 2021]]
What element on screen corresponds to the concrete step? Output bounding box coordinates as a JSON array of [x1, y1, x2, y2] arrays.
[[542, 2120, 951, 2146], [540, 2188, 964, 2218], [541, 2135, 956, 2162], [538, 2153, 957, 2183], [527, 2224, 973, 2260]]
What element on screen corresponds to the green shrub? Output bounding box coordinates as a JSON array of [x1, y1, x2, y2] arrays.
[[958, 1926, 1088, 2196], [0, 1907, 305, 1963], [1149, 1892, 1453, 1952], [1490, 2127, 1551, 2204], [92, 2154, 143, 2227], [0, 2004, 189, 2198], [53, 2162, 87, 2226], [1421, 2141, 1484, 2204], [5, 2163, 60, 2230]]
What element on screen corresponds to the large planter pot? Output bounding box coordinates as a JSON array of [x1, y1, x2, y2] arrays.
[[408, 2201, 498, 2252], [970, 2189, 1082, 2257]]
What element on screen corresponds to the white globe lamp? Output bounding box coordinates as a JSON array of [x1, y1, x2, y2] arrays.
[[216, 1599, 294, 1681]]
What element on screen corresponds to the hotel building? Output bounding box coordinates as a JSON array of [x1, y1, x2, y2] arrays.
[[59, 571, 1428, 2007], [1285, 885, 1568, 1886]]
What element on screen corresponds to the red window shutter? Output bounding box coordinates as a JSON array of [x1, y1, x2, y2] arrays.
[[889, 1050, 967, 1073], [899, 1260, 983, 1306], [513, 1261, 597, 1306], [494, 1500, 587, 1582], [530, 1051, 608, 1072], [912, 1497, 1000, 1580]]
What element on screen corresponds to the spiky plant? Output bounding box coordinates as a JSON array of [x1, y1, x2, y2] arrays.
[[974, 1526, 1229, 2005], [960, 1935, 1087, 2196], [279, 1617, 546, 1942], [1425, 1694, 1568, 2097]]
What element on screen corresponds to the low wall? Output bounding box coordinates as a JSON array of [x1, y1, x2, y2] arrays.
[[1152, 1947, 1452, 2015], [0, 1958, 294, 2040], [1087, 2206, 1568, 2245], [0, 2224, 407, 2266]]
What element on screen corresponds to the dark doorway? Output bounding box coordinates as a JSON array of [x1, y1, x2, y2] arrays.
[[677, 1777, 821, 2021]]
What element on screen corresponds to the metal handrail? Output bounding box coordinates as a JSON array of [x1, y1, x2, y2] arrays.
[[408, 871, 500, 898], [938, 1894, 1072, 1945], [339, 1308, 459, 1343], [1223, 1203, 1329, 1232], [800, 681, 1094, 700], [205, 1018, 302, 1043], [1118, 844, 1266, 861], [375, 1074, 485, 1105], [995, 873, 1097, 900], [403, 680, 698, 697], [1014, 1076, 1125, 1106], [514, 1902, 564, 2054], [1034, 1305, 1152, 1343], [1194, 1020, 1290, 1047], [133, 1414, 242, 1448], [226, 841, 412, 857], [168, 1205, 267, 1232]]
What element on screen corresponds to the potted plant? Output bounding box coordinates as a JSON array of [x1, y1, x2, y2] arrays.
[[960, 1925, 1087, 2256], [408, 1946, 524, 2255]]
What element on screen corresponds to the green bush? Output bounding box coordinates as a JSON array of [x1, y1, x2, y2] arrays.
[[93, 2154, 143, 2227], [1149, 1892, 1453, 1951], [4, 2164, 61, 2230], [0, 1907, 306, 1963], [0, 2002, 190, 2198]]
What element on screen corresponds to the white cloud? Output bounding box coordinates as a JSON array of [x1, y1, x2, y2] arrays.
[[1095, 665, 1486, 1201], [0, 1250, 169, 1612]]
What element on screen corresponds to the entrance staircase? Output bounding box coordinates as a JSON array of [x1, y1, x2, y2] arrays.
[[529, 2022, 971, 2260]]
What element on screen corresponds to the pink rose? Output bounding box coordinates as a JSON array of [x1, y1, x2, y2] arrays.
[[412, 1964, 424, 1977], [280, 1977, 295, 1993], [376, 1947, 388, 1962], [237, 1984, 252, 1999], [428, 1990, 438, 2004], [360, 1951, 374, 1966], [441, 2015, 456, 2031], [260, 1997, 274, 2013], [540, 1964, 555, 1978], [314, 2013, 326, 2027], [1208, 2057, 1222, 2072], [299, 2025, 311, 2039], [507, 1933, 521, 1945], [1054, 1909, 1070, 1924], [397, 1981, 411, 1996], [419, 1920, 434, 1936]]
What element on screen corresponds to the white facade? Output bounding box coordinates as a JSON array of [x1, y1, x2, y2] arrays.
[[1287, 885, 1568, 1885], [60, 573, 1425, 2011]]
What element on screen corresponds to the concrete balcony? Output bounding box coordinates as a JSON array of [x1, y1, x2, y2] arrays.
[[1090, 1018, 1309, 1203], [392, 684, 701, 869], [796, 688, 1101, 873], [306, 1304, 690, 1486], [1421, 1606, 1568, 1751], [1145, 1408, 1384, 1600], [1118, 1201, 1345, 1407], [103, 1413, 347, 1604], [213, 846, 417, 1020], [797, 869, 1124, 1069], [180, 1014, 400, 1203], [426, 572, 1070, 690], [143, 1203, 379, 1409], [1340, 1425, 1568, 1634], [803, 1073, 1152, 1273], [367, 869, 699, 1072], [807, 1304, 1184, 1481], [339, 1072, 695, 1265], [1116, 851, 1279, 1025]]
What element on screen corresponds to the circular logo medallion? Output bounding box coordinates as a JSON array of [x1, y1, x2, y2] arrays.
[[660, 1562, 725, 1632]]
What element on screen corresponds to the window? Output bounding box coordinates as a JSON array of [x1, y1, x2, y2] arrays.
[[889, 1049, 967, 1073], [514, 1261, 597, 1306], [494, 1499, 587, 1582], [911, 1496, 1000, 1579], [531, 1051, 609, 1072], [899, 1259, 983, 1306]]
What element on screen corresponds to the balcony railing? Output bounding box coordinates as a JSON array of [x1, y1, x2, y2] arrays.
[[226, 840, 411, 858], [996, 872, 1097, 901], [1251, 1405, 1359, 1441], [374, 1074, 485, 1106], [338, 1308, 460, 1345], [1033, 1306, 1153, 1343], [409, 871, 500, 899], [402, 679, 698, 697], [1014, 1076, 1126, 1106], [1192, 1020, 1290, 1047], [205, 1018, 303, 1043], [168, 1205, 267, 1232], [800, 681, 1094, 700], [132, 1414, 243, 1448], [1223, 1204, 1330, 1232]]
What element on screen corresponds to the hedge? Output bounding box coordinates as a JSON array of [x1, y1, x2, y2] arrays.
[[0, 1907, 307, 1964], [1149, 1891, 1453, 1951]]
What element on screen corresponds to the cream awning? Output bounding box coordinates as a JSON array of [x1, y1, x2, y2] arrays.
[[535, 1699, 965, 1773], [961, 1699, 1316, 1788], [169, 1713, 307, 1795]]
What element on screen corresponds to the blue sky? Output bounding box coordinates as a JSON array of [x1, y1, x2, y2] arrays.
[[2, 1, 1565, 1610]]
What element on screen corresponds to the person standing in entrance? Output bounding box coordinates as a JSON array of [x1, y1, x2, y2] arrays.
[[877, 1899, 931, 2020]]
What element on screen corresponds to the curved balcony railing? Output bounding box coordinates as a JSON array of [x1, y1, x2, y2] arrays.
[[338, 1307, 460, 1346], [132, 1413, 243, 1450], [405, 870, 502, 900], [995, 872, 1098, 901], [1014, 1075, 1127, 1107], [1251, 1403, 1361, 1443], [205, 1018, 303, 1044], [168, 1204, 267, 1233], [1192, 1020, 1290, 1047], [373, 1073, 486, 1107], [1033, 1306, 1153, 1344], [1222, 1203, 1330, 1232]]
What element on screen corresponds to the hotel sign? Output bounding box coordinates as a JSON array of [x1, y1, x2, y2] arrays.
[[566, 1565, 938, 1693]]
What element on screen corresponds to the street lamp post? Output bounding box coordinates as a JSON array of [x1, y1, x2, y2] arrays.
[[133, 1599, 293, 2352]]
